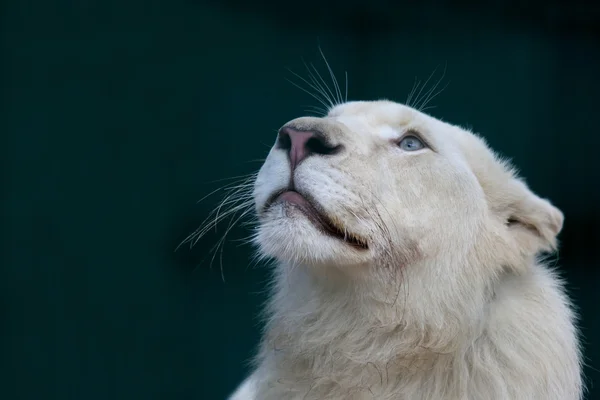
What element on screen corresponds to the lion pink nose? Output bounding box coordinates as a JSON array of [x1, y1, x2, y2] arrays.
[[277, 126, 341, 171]]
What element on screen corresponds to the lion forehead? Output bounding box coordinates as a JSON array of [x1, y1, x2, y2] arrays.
[[328, 101, 464, 154], [329, 100, 414, 125]]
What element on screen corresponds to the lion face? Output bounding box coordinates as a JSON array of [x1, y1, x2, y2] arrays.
[[253, 100, 562, 283]]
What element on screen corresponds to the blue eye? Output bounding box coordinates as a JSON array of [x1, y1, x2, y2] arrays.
[[399, 135, 425, 151]]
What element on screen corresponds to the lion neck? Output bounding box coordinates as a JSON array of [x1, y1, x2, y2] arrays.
[[258, 257, 496, 374]]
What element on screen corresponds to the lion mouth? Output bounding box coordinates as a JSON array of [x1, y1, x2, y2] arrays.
[[264, 190, 369, 250]]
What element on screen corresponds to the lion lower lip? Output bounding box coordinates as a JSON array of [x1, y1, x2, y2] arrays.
[[265, 190, 369, 250]]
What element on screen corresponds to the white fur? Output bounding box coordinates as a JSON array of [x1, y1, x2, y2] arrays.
[[229, 377, 257, 400], [228, 100, 583, 399]]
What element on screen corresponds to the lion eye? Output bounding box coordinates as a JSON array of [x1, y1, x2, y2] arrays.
[[398, 135, 425, 151]]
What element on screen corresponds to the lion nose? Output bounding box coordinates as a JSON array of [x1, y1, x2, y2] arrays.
[[277, 127, 341, 171]]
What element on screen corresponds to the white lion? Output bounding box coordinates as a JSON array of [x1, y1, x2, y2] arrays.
[[226, 100, 582, 399]]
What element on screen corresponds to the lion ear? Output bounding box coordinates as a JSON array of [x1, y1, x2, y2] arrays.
[[505, 182, 564, 256]]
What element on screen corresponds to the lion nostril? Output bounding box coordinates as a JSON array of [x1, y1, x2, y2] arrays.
[[306, 136, 341, 156], [276, 130, 292, 151]]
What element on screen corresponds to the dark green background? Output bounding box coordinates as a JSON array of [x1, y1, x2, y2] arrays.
[[2, 0, 599, 399]]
